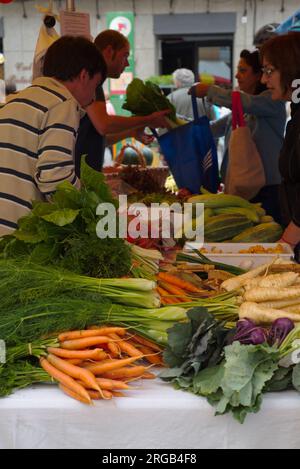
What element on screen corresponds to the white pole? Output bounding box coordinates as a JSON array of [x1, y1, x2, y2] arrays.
[[66, 0, 76, 11]]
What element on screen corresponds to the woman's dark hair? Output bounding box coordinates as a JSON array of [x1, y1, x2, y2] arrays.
[[43, 36, 107, 82], [240, 49, 266, 95], [260, 32, 300, 95]]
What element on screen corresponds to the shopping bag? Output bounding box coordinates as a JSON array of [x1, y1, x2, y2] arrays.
[[154, 94, 219, 194], [225, 91, 266, 200]]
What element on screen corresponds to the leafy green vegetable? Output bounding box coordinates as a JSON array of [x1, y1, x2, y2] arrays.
[[41, 208, 80, 226], [264, 367, 293, 392], [193, 343, 280, 423], [123, 78, 178, 124], [161, 308, 231, 383], [162, 308, 281, 423], [0, 259, 160, 318], [0, 157, 131, 278], [292, 363, 300, 392], [0, 361, 53, 397], [58, 235, 131, 278], [146, 75, 173, 86]]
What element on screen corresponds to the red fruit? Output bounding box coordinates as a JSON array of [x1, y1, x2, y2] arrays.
[[177, 188, 192, 199]]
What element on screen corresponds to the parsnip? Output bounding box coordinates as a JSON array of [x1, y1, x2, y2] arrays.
[[244, 276, 264, 290], [259, 272, 299, 289], [239, 302, 300, 324], [244, 286, 300, 303], [259, 298, 300, 309], [221, 259, 282, 292], [284, 305, 300, 314]]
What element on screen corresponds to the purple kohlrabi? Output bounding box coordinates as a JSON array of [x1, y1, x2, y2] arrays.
[[268, 318, 295, 347]]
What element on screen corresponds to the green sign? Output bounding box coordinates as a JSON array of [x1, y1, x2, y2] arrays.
[[106, 12, 135, 117]]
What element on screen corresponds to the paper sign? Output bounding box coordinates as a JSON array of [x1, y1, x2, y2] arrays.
[[60, 10, 91, 39]]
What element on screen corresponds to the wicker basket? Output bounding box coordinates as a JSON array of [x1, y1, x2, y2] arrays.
[[115, 144, 170, 191]]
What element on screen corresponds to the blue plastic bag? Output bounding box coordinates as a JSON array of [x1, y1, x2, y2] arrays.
[[155, 95, 219, 194]]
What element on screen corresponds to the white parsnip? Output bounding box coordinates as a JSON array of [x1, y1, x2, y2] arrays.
[[284, 305, 300, 314], [239, 302, 300, 324], [244, 277, 264, 290], [259, 298, 300, 310], [258, 272, 299, 289], [244, 286, 300, 303], [221, 260, 281, 292]]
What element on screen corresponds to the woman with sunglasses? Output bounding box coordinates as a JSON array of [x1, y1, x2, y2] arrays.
[[190, 49, 286, 223], [260, 32, 300, 247]]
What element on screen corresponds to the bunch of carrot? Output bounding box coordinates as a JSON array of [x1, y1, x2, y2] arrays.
[[156, 272, 206, 305], [40, 326, 164, 405]]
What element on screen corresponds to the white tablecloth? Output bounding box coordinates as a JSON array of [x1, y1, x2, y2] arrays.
[[1, 378, 300, 449]]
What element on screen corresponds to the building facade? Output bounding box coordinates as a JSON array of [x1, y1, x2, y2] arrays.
[[0, 0, 299, 90]]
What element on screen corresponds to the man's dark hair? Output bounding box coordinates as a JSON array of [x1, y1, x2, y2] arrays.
[[94, 29, 129, 53], [43, 35, 107, 82]]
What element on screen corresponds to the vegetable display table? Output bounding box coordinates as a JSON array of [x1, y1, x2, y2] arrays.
[[0, 378, 300, 449]]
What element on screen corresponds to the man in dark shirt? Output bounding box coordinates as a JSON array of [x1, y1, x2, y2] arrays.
[[75, 30, 169, 176]]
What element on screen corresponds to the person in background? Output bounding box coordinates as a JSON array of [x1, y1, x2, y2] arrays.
[[75, 29, 170, 176], [167, 68, 216, 121], [0, 36, 106, 237], [189, 49, 286, 223], [260, 32, 300, 247], [253, 23, 279, 49], [103, 90, 116, 167]]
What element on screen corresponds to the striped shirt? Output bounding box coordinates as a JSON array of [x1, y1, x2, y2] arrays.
[[0, 77, 82, 236]]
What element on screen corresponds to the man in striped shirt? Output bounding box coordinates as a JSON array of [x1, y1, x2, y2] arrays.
[[0, 36, 106, 237]]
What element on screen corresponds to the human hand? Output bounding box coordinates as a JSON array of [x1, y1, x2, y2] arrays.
[[279, 222, 300, 248], [188, 83, 210, 98], [148, 110, 171, 129]]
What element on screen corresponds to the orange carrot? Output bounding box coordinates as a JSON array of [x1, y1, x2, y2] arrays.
[[140, 372, 156, 379], [39, 357, 91, 403], [157, 286, 180, 304], [157, 272, 201, 293], [58, 327, 126, 342], [85, 356, 141, 375], [131, 334, 163, 353], [108, 333, 143, 358], [158, 280, 190, 302], [96, 378, 130, 391], [86, 389, 113, 400], [111, 391, 125, 397], [65, 359, 83, 365], [135, 345, 163, 366], [107, 341, 121, 358], [60, 336, 112, 350], [46, 353, 101, 393], [59, 384, 91, 404], [47, 347, 107, 361], [101, 365, 147, 379]]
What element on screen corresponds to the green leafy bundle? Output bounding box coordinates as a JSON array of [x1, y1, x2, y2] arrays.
[[0, 361, 54, 397], [193, 343, 279, 423], [0, 158, 132, 278], [161, 309, 289, 423], [123, 78, 179, 125], [161, 308, 232, 388]]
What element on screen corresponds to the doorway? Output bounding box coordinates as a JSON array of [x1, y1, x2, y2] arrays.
[[160, 37, 233, 87]]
